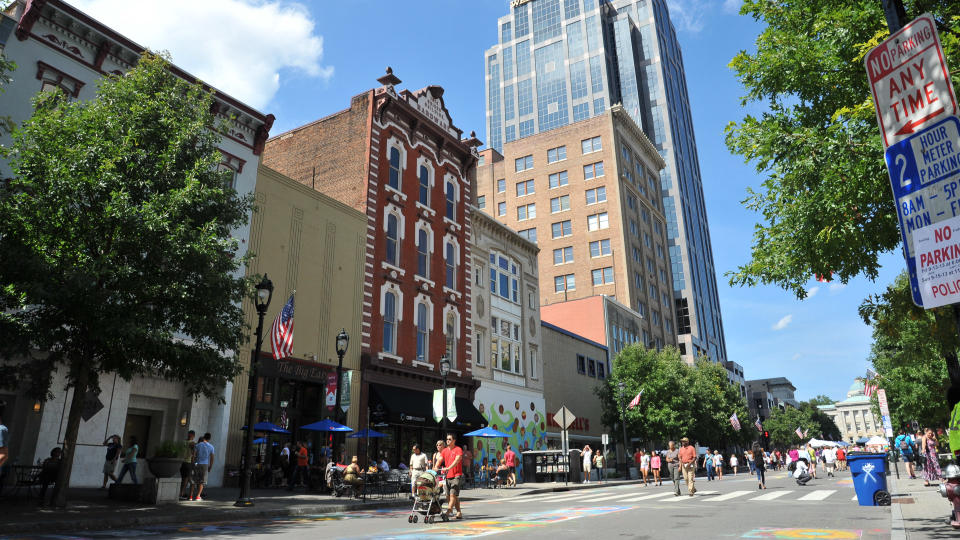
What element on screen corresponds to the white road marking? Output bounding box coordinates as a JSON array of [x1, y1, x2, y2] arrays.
[[705, 490, 752, 501], [796, 490, 835, 501], [852, 495, 858, 501], [749, 490, 793, 501], [618, 491, 683, 502]]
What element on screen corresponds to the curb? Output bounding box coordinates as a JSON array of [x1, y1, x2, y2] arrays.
[[515, 479, 645, 496], [0, 498, 410, 535], [888, 475, 907, 540]]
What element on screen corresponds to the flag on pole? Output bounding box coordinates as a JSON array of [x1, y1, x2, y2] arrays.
[[271, 293, 295, 360], [795, 427, 804, 439], [730, 413, 741, 431], [754, 416, 763, 432], [803, 428, 809, 438], [627, 389, 643, 409]]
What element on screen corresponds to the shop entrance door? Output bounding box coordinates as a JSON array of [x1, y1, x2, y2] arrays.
[[123, 413, 151, 460]]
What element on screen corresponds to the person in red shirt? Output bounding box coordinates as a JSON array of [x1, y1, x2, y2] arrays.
[[677, 437, 697, 496], [503, 443, 518, 487], [287, 441, 309, 491], [439, 433, 464, 519]]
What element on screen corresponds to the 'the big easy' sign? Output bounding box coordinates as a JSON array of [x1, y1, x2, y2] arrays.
[[866, 13, 957, 148]]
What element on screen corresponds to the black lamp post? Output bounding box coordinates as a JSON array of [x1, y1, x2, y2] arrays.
[[333, 328, 349, 460], [617, 381, 629, 479], [236, 274, 273, 507], [440, 355, 450, 432]]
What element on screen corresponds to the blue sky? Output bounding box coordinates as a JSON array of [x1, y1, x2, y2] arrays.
[[71, 0, 906, 403]]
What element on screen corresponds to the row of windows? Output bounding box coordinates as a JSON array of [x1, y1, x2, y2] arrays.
[[496, 161, 604, 197], [553, 238, 611, 265], [576, 354, 606, 379], [512, 137, 601, 173], [387, 147, 458, 220], [383, 293, 458, 364], [385, 214, 458, 290], [489, 252, 520, 304]]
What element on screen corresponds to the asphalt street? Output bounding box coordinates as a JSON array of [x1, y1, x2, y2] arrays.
[[2, 469, 892, 539]]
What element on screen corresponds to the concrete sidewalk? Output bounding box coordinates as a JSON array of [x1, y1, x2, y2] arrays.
[[0, 479, 641, 535], [889, 474, 957, 539]]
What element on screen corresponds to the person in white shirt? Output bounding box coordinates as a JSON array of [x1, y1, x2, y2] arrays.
[[409, 445, 428, 498], [582, 445, 593, 483], [379, 457, 390, 472], [822, 447, 837, 477], [794, 458, 812, 485], [730, 453, 739, 476], [712, 450, 724, 480]]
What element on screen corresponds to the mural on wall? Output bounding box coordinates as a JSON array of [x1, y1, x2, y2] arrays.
[[473, 390, 546, 482]]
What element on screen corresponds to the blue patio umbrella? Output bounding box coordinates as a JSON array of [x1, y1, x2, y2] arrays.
[[348, 428, 387, 438], [241, 422, 290, 434], [299, 419, 353, 432], [464, 426, 511, 438], [253, 437, 267, 444]]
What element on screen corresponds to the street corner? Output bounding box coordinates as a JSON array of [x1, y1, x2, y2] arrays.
[[740, 527, 890, 539]]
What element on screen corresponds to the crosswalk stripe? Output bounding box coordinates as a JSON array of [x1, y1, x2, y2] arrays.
[[705, 490, 752, 501], [533, 492, 604, 503], [852, 495, 858, 501], [693, 490, 719, 496], [749, 490, 793, 501], [796, 490, 835, 501], [618, 491, 681, 502], [586, 492, 648, 502]]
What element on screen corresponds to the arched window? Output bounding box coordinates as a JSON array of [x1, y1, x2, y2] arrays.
[[419, 165, 430, 205], [445, 311, 457, 363], [386, 214, 399, 265], [445, 242, 456, 289], [389, 147, 401, 190], [417, 228, 429, 278], [383, 292, 397, 353], [416, 303, 429, 362], [445, 180, 456, 220]]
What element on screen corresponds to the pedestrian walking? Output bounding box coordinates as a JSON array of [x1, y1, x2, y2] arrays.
[[189, 432, 214, 501], [822, 446, 836, 477], [753, 444, 766, 490], [116, 436, 139, 484], [438, 433, 464, 520], [651, 451, 661, 485], [288, 441, 308, 490], [280, 442, 291, 487], [433, 440, 445, 470], [678, 437, 697, 496], [836, 446, 846, 471], [664, 441, 681, 495], [806, 445, 817, 479], [921, 428, 942, 486], [895, 428, 917, 479], [745, 449, 755, 475], [581, 444, 593, 483], [504, 443, 518, 487], [178, 430, 196, 499], [634, 448, 643, 481], [703, 448, 714, 481], [594, 451, 605, 483], [713, 450, 724, 480], [37, 446, 62, 505], [409, 444, 427, 497], [639, 450, 650, 485], [101, 434, 121, 489], [730, 453, 739, 476]]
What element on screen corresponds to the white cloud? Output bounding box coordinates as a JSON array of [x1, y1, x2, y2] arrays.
[[829, 283, 847, 293], [722, 0, 742, 14], [70, 0, 332, 110], [792, 353, 801, 360], [666, 0, 708, 33], [806, 286, 820, 298], [772, 314, 793, 331]]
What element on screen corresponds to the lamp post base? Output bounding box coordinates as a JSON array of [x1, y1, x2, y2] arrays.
[[234, 497, 255, 507]]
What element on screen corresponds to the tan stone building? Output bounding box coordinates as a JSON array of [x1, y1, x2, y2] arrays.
[[818, 380, 886, 444], [226, 165, 367, 467], [477, 105, 677, 352]]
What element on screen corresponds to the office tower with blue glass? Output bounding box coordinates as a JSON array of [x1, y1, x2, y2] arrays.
[[483, 0, 727, 364]]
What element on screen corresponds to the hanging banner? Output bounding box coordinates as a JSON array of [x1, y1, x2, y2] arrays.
[[433, 389, 443, 423], [433, 388, 458, 423], [340, 371, 352, 413], [447, 388, 457, 423], [325, 372, 337, 411]]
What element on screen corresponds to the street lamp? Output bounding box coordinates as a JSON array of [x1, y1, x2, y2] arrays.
[[440, 355, 451, 432], [617, 381, 629, 479], [236, 274, 273, 507], [333, 328, 349, 461]]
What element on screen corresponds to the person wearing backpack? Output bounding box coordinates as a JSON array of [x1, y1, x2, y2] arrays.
[[895, 428, 917, 479]]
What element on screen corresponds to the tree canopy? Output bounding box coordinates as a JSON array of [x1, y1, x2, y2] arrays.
[[763, 403, 842, 448], [0, 53, 253, 505], [725, 1, 960, 298]]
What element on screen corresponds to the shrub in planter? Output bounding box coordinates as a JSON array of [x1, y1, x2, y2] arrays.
[[149, 440, 186, 478]]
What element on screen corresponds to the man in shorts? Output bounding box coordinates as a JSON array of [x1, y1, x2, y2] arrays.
[[190, 433, 214, 501], [503, 443, 518, 487], [439, 433, 464, 519]]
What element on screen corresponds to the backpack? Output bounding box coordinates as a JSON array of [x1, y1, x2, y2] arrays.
[[898, 437, 911, 451]]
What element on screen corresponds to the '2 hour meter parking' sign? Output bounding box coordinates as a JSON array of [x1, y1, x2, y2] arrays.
[[866, 13, 957, 148]]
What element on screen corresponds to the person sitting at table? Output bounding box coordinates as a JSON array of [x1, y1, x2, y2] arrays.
[[38, 446, 62, 504], [478, 457, 490, 485], [367, 461, 380, 474], [494, 458, 510, 487], [343, 456, 363, 497]]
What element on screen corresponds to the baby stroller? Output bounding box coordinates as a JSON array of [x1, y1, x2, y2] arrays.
[[327, 464, 358, 498], [408, 470, 448, 524]]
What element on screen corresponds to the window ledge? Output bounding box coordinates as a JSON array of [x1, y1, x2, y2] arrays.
[[443, 286, 462, 299], [415, 201, 435, 216], [381, 261, 406, 276], [414, 275, 435, 288], [385, 184, 408, 201], [379, 351, 404, 364], [443, 217, 461, 231], [411, 359, 435, 370]]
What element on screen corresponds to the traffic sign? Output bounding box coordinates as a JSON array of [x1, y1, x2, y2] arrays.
[[866, 13, 957, 148], [884, 115, 960, 306], [601, 433, 609, 446], [554, 405, 576, 430], [877, 389, 890, 416], [914, 216, 960, 307]]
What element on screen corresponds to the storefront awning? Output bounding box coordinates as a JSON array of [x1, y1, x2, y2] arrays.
[[369, 383, 487, 429]]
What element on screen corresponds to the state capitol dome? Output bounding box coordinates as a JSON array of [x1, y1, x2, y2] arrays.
[[847, 379, 865, 398]]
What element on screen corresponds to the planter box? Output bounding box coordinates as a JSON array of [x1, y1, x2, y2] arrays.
[[148, 458, 182, 478]]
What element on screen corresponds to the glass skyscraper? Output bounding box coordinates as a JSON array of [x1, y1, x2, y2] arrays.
[[484, 0, 727, 364]]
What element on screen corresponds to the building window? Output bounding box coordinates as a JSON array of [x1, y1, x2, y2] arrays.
[[386, 214, 399, 265], [445, 180, 456, 220], [388, 146, 401, 190], [493, 317, 523, 374], [554, 274, 575, 292], [583, 161, 604, 180], [577, 354, 586, 374], [589, 239, 611, 257], [518, 227, 537, 242], [416, 302, 429, 362], [477, 195, 486, 209], [581, 136, 602, 154], [475, 332, 484, 366], [445, 311, 458, 363], [587, 212, 609, 231], [497, 178, 506, 193], [498, 201, 507, 216], [445, 242, 456, 289], [550, 195, 570, 213], [592, 266, 614, 285], [419, 165, 430, 205], [383, 292, 397, 353], [417, 228, 429, 278], [530, 349, 538, 379], [597, 360, 605, 379], [547, 145, 567, 163], [585, 186, 606, 204], [516, 179, 535, 196], [515, 155, 534, 172], [551, 220, 572, 238], [553, 246, 573, 265], [517, 203, 536, 221], [548, 170, 568, 188], [489, 252, 520, 302], [588, 357, 596, 377]]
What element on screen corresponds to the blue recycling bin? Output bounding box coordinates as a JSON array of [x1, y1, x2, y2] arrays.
[[848, 452, 889, 506]]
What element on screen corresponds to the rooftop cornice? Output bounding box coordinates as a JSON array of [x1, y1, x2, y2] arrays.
[[610, 103, 665, 170]]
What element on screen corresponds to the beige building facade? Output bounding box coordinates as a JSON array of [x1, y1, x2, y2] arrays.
[[225, 165, 367, 467], [818, 380, 885, 444], [477, 106, 677, 353]]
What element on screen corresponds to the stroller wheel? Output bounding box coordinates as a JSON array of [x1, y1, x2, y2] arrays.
[[412, 514, 418, 523], [408, 515, 413, 523]]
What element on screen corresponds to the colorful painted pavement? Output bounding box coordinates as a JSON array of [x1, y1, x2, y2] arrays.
[[741, 528, 887, 539]]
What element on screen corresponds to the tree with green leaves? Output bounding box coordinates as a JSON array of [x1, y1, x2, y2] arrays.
[[0, 52, 17, 138], [763, 404, 842, 448], [725, 1, 960, 298], [0, 53, 253, 507], [807, 395, 836, 407]]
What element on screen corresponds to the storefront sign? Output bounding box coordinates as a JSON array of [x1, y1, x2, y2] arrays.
[[340, 371, 351, 413], [260, 355, 330, 385], [546, 412, 590, 432], [325, 372, 337, 411], [400, 413, 426, 423]]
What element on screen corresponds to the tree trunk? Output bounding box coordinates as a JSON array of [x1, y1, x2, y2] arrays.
[[51, 362, 90, 508]]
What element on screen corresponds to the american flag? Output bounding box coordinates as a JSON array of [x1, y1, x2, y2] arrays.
[[278, 408, 288, 430], [730, 413, 741, 431], [271, 293, 295, 360], [754, 417, 763, 432], [627, 389, 643, 410], [795, 426, 804, 439], [864, 383, 878, 397], [815, 272, 832, 283]]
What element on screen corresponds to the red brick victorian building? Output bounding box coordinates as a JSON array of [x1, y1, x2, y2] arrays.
[[262, 69, 485, 464]]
